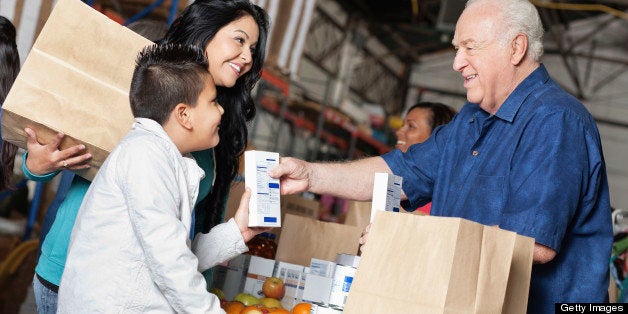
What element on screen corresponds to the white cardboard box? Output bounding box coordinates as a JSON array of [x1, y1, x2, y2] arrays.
[[302, 273, 333, 305], [310, 258, 336, 278], [243, 256, 276, 297], [370, 172, 403, 222], [245, 150, 281, 227], [274, 261, 306, 308], [335, 254, 360, 268], [212, 254, 251, 300]]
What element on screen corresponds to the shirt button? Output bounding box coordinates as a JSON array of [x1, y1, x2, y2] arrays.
[[472, 150, 479, 156]]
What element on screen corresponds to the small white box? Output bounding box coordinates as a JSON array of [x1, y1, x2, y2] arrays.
[[311, 304, 343, 314], [335, 254, 360, 268], [212, 254, 251, 300], [370, 172, 403, 222], [245, 150, 281, 227], [302, 273, 333, 304], [243, 256, 276, 297], [274, 261, 306, 309], [309, 258, 336, 278]]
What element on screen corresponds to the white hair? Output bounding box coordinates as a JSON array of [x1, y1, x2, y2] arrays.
[[466, 0, 544, 61]]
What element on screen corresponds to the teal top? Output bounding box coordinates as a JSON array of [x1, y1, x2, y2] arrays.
[[27, 149, 217, 286]]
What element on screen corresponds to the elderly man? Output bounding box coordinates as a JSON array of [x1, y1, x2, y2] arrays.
[[270, 0, 612, 312]]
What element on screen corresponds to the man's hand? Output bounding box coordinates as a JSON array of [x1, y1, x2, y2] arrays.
[[268, 157, 311, 195]]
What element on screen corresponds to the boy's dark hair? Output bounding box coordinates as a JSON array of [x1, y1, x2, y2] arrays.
[[130, 43, 210, 124]]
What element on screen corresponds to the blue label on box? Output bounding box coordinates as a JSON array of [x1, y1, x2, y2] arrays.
[[264, 217, 277, 223], [342, 276, 353, 292]]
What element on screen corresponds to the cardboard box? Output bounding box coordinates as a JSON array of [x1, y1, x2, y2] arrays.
[[276, 214, 361, 267], [272, 194, 320, 242], [335, 254, 360, 268], [344, 201, 372, 232], [211, 254, 251, 301], [245, 150, 281, 227], [302, 273, 333, 305], [309, 258, 336, 278], [311, 303, 343, 314], [1, 0, 151, 180], [243, 256, 276, 298], [274, 261, 306, 309]]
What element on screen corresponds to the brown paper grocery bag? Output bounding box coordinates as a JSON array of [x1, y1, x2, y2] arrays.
[[343, 211, 534, 314], [503, 231, 535, 312], [275, 214, 361, 266], [271, 195, 320, 243], [1, 0, 151, 180], [344, 201, 372, 231]]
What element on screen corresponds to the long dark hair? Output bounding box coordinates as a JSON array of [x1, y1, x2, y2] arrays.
[[161, 0, 269, 231], [0, 16, 20, 191]]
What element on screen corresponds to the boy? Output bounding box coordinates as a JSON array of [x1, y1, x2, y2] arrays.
[[58, 44, 251, 313]]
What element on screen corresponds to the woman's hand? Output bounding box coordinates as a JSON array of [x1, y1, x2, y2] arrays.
[[234, 187, 272, 242], [24, 128, 92, 175]]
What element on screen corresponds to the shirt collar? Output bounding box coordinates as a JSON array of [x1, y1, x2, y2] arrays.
[[494, 64, 550, 123]]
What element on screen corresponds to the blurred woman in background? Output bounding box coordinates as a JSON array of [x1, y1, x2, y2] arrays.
[[395, 101, 456, 214]]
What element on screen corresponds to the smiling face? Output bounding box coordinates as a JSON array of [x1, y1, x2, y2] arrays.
[[189, 76, 224, 150], [451, 2, 518, 114], [204, 14, 259, 88], [395, 107, 433, 152]]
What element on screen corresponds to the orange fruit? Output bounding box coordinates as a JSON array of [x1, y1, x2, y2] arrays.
[[291, 302, 312, 314], [222, 301, 245, 314], [267, 308, 290, 314], [240, 305, 267, 314]]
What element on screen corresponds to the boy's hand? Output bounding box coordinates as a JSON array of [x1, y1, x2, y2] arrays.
[[234, 187, 271, 242]]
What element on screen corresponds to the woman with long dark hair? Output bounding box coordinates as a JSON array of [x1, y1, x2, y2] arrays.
[[160, 0, 268, 233], [25, 1, 270, 312], [0, 16, 20, 191]]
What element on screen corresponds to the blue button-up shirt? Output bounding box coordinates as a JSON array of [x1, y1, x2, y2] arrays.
[[383, 65, 612, 313]]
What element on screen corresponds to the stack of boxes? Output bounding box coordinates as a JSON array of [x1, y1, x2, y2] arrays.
[[212, 253, 361, 313]]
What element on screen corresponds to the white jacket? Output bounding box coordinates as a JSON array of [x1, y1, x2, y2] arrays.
[[58, 118, 246, 313]]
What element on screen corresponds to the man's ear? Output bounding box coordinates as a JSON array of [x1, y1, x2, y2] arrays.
[[511, 33, 528, 65], [175, 103, 193, 130]]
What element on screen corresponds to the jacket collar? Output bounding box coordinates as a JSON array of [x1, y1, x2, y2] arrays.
[[133, 118, 205, 182]]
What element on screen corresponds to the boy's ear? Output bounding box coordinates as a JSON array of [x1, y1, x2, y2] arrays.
[[175, 103, 193, 130]]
